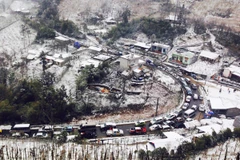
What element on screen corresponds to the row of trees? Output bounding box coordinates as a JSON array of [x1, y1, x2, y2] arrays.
[[24, 0, 81, 40], [75, 62, 110, 92], [0, 78, 76, 124], [104, 17, 186, 44], [138, 128, 240, 159]]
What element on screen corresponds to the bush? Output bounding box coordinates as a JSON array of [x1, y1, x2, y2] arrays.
[[234, 128, 240, 138], [223, 128, 233, 140], [36, 26, 55, 39], [104, 17, 186, 44]]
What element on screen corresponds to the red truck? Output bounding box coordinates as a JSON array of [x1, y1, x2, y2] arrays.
[[129, 127, 147, 135]]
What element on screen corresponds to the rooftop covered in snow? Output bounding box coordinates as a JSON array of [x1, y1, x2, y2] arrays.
[[199, 51, 220, 60], [120, 53, 141, 60]]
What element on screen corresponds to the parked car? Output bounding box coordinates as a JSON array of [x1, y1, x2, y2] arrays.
[[182, 102, 190, 110], [33, 132, 48, 138], [100, 122, 116, 131], [149, 124, 162, 131], [164, 113, 177, 121], [199, 95, 204, 101], [191, 84, 198, 90], [106, 128, 124, 136], [185, 118, 193, 122], [191, 105, 198, 111], [199, 104, 206, 112], [162, 124, 172, 131], [129, 127, 147, 135], [150, 117, 164, 125], [184, 86, 192, 95], [193, 94, 199, 100], [80, 130, 97, 139], [185, 77, 191, 84], [174, 117, 185, 123], [173, 109, 182, 117], [164, 120, 175, 126], [185, 95, 192, 102], [135, 120, 146, 127]]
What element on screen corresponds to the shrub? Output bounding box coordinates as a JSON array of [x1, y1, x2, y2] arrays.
[[234, 128, 240, 138], [36, 26, 55, 39]]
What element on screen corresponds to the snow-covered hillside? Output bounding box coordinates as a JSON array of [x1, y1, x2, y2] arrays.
[[59, 0, 240, 32]]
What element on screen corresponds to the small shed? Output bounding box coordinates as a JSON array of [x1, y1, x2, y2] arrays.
[[55, 36, 70, 44], [199, 51, 220, 63]]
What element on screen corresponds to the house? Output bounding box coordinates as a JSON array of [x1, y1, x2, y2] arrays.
[[165, 14, 178, 23], [88, 46, 102, 54], [93, 54, 112, 62], [26, 50, 40, 61], [119, 53, 142, 70], [222, 64, 240, 82], [199, 51, 220, 63], [150, 43, 171, 54], [171, 52, 196, 65], [133, 42, 151, 51], [55, 36, 70, 44]]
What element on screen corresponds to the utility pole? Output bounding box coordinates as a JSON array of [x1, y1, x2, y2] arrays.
[[156, 97, 159, 116]]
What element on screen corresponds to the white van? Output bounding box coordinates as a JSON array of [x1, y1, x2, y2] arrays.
[[184, 109, 196, 118]]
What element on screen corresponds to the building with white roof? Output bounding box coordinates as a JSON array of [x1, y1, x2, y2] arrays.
[[119, 53, 142, 70], [93, 54, 112, 62], [148, 132, 189, 151], [205, 81, 240, 113], [222, 64, 240, 81], [199, 51, 220, 63], [171, 52, 197, 65], [55, 36, 69, 43], [151, 43, 171, 54], [133, 42, 151, 50], [88, 46, 102, 53]]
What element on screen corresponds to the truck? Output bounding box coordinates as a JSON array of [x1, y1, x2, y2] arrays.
[[106, 128, 124, 136]]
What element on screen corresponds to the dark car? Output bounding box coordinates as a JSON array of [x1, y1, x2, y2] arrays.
[[80, 130, 97, 139], [191, 84, 198, 90], [79, 124, 96, 133], [100, 122, 116, 132]]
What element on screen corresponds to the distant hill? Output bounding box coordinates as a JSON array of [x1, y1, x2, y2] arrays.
[[58, 0, 240, 32]]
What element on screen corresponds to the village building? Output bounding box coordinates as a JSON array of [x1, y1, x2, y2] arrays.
[[93, 54, 112, 63], [26, 50, 41, 61], [199, 50, 221, 63], [222, 64, 240, 82], [119, 53, 142, 70], [133, 42, 151, 51], [150, 43, 171, 54], [171, 52, 197, 65], [164, 14, 178, 23], [55, 36, 70, 52]]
